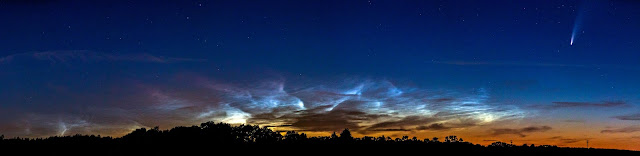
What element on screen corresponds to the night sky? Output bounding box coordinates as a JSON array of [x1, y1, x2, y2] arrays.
[[1, 0, 640, 150]]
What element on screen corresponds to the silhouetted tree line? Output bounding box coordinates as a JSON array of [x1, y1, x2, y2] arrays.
[[0, 121, 637, 154]]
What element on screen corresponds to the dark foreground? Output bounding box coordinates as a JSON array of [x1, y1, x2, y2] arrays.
[[1, 122, 636, 155]]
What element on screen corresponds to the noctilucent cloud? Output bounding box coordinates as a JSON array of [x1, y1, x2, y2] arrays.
[[1, 0, 640, 150]]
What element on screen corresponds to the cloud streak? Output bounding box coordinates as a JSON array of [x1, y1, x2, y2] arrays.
[[433, 61, 588, 68], [433, 60, 640, 71], [612, 114, 640, 121], [415, 123, 452, 131], [532, 101, 627, 110], [601, 126, 640, 133], [548, 136, 591, 144], [489, 126, 552, 137], [0, 50, 206, 64]]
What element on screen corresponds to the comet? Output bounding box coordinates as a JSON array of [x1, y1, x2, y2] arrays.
[[570, 35, 574, 46], [570, 0, 596, 46], [570, 13, 581, 46]]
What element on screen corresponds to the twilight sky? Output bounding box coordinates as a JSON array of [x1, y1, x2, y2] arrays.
[[1, 0, 640, 150]]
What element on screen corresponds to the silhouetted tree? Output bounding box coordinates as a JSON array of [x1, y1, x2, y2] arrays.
[[0, 121, 633, 155], [445, 135, 459, 143], [339, 128, 352, 140], [284, 131, 307, 143], [489, 141, 511, 147], [331, 132, 338, 139]]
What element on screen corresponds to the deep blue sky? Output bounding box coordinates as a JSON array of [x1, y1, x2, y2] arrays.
[[1, 0, 640, 150]]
